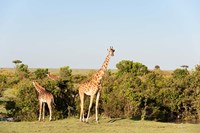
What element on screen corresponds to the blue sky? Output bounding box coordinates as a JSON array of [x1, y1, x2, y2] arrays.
[[1, 0, 200, 70]]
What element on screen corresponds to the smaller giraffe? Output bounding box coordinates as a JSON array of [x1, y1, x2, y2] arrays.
[[47, 72, 60, 80], [32, 81, 54, 121]]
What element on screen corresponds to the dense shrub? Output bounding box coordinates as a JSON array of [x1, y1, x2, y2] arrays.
[[5, 66, 78, 121], [101, 63, 200, 121], [116, 60, 148, 76], [33, 68, 48, 79], [8, 79, 38, 121], [2, 62, 200, 122]]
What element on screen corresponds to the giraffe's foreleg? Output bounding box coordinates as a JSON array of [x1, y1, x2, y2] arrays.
[[86, 95, 94, 123]]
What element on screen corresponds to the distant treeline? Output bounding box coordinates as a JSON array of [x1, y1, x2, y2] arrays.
[[1, 60, 200, 122]]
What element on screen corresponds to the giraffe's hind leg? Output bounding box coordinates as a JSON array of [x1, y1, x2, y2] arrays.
[[95, 91, 100, 123], [86, 95, 94, 123], [42, 103, 45, 121], [39, 102, 42, 121], [79, 92, 85, 122], [47, 102, 52, 121]]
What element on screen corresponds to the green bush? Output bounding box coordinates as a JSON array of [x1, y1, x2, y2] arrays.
[[7, 79, 38, 121], [33, 68, 48, 79], [3, 62, 200, 122]]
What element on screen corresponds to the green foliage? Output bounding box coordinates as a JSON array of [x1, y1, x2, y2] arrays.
[[72, 74, 87, 83], [5, 100, 16, 116], [60, 66, 72, 80], [16, 64, 30, 78], [195, 64, 200, 72], [33, 68, 48, 79], [140, 72, 167, 121], [116, 60, 148, 76], [0, 74, 7, 84], [4, 66, 78, 121], [0, 74, 7, 96], [172, 68, 189, 79], [44, 79, 77, 119], [101, 63, 200, 121], [154, 65, 160, 70], [8, 79, 38, 121], [12, 60, 22, 65], [2, 62, 200, 122], [102, 72, 143, 118]]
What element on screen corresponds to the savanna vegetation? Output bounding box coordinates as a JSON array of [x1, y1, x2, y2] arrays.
[[1, 60, 200, 123], [1, 117, 200, 133]]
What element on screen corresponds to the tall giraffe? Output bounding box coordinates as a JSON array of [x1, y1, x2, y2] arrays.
[[32, 81, 54, 121], [79, 46, 115, 123]]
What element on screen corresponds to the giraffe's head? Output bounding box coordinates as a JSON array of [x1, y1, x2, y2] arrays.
[[32, 81, 37, 86], [33, 80, 40, 86], [109, 46, 115, 56]]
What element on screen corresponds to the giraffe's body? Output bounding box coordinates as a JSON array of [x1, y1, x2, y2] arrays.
[[79, 47, 115, 122], [32, 81, 54, 121]]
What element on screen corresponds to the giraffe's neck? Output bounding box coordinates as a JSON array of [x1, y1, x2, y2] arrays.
[[101, 51, 111, 71], [33, 82, 45, 94], [93, 51, 111, 82]]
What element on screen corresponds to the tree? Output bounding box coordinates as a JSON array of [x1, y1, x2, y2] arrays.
[[172, 68, 189, 79], [169, 68, 198, 120], [142, 72, 167, 121], [0, 74, 7, 97], [16, 64, 30, 78], [154, 65, 160, 70], [33, 68, 48, 79], [116, 60, 148, 76], [102, 72, 143, 118], [194, 64, 200, 72], [12, 60, 22, 68], [12, 60, 22, 65], [7, 79, 38, 121], [60, 66, 72, 81], [181, 65, 189, 70]]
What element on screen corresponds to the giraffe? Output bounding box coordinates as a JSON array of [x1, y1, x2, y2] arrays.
[[79, 46, 115, 123], [32, 81, 54, 121], [47, 72, 60, 80], [46, 72, 61, 91]]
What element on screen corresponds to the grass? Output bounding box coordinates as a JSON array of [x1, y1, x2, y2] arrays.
[[0, 117, 200, 133]]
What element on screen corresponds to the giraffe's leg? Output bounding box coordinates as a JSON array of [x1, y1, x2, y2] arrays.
[[86, 95, 94, 122], [42, 103, 45, 121], [39, 102, 42, 121], [79, 91, 85, 122], [95, 91, 100, 123], [47, 102, 52, 121]]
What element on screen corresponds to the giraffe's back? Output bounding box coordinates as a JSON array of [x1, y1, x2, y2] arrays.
[[79, 80, 99, 96], [39, 91, 54, 103]]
